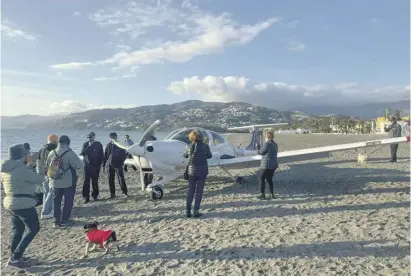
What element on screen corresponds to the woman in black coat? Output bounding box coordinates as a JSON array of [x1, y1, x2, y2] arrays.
[[183, 130, 212, 218]]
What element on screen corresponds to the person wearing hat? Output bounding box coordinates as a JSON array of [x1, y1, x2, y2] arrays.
[[46, 135, 83, 227], [37, 134, 59, 219], [103, 132, 128, 198], [80, 132, 104, 203], [384, 116, 402, 162], [2, 144, 45, 269]]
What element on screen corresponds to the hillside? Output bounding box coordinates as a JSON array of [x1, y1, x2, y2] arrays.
[[17, 100, 307, 131], [1, 114, 54, 129]]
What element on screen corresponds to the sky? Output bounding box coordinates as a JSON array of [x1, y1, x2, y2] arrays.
[[1, 0, 410, 116]]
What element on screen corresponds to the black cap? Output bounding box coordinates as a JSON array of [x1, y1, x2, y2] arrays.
[[59, 135, 71, 145], [109, 132, 117, 139], [22, 143, 31, 150], [87, 132, 96, 138]]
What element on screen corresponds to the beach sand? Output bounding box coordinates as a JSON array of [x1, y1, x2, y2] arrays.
[[1, 133, 410, 275]]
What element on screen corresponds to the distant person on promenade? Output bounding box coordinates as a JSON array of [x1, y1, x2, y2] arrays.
[[183, 130, 212, 218], [123, 134, 137, 172], [45, 135, 83, 227], [256, 131, 279, 200], [103, 132, 128, 198], [384, 116, 402, 162], [36, 134, 59, 219], [2, 144, 45, 269], [80, 132, 104, 203]]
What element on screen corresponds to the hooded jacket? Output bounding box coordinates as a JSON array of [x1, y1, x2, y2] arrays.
[[36, 143, 58, 175], [45, 144, 83, 189], [1, 159, 45, 210], [258, 140, 279, 170]]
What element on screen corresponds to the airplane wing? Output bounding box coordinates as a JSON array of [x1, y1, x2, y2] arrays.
[[227, 123, 289, 131], [214, 136, 409, 170]]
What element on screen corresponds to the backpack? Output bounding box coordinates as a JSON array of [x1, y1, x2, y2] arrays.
[[108, 143, 127, 167], [46, 150, 71, 180]]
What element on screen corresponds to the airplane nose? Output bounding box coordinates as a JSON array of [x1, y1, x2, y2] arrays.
[[128, 144, 145, 157]]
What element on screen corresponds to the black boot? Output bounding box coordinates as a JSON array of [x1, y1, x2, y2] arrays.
[[193, 210, 202, 218], [258, 193, 266, 200], [186, 210, 192, 218]]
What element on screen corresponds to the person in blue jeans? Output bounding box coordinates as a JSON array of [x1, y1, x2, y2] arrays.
[[1, 144, 45, 269], [183, 130, 212, 218], [45, 135, 83, 228], [36, 134, 58, 219]]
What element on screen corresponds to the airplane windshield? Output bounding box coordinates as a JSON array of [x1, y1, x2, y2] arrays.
[[170, 128, 210, 145], [164, 129, 182, 140]]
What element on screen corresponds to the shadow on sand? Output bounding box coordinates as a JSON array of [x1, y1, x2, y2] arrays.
[[25, 239, 409, 274]]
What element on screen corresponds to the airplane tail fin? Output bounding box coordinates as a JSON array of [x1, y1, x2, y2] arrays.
[[245, 130, 263, 150]]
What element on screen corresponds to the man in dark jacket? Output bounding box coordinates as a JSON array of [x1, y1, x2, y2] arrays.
[[257, 131, 279, 200], [103, 132, 128, 198], [384, 116, 402, 162], [80, 132, 104, 203]]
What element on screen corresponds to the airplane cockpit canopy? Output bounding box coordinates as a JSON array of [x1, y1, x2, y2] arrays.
[[166, 128, 227, 146]]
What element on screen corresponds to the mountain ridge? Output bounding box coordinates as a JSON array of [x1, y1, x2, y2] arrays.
[[1, 100, 409, 131]]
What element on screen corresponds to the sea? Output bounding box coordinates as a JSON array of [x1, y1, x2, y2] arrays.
[[1, 129, 170, 160]]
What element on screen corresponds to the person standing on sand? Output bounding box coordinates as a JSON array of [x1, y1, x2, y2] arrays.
[[384, 116, 402, 162], [80, 132, 104, 203], [103, 132, 129, 198], [256, 131, 279, 200], [37, 134, 59, 219], [183, 130, 212, 218], [1, 144, 45, 269], [123, 134, 137, 173], [46, 135, 83, 228]]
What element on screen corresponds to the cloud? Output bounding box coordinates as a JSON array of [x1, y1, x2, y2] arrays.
[[167, 76, 410, 109], [1, 68, 80, 83], [51, 0, 279, 71], [73, 11, 82, 16], [288, 40, 305, 51], [49, 100, 136, 113], [49, 62, 94, 70], [1, 19, 39, 41]]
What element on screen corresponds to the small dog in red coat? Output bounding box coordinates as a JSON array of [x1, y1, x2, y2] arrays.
[[82, 221, 119, 258]]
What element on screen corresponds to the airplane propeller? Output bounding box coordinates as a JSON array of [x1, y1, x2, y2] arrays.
[[112, 120, 161, 191]]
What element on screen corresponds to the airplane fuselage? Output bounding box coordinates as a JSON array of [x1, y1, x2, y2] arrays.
[[127, 127, 261, 173]]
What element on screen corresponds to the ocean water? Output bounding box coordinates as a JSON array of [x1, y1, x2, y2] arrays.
[[1, 129, 170, 159]]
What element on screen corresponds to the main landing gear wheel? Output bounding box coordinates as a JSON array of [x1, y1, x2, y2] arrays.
[[151, 186, 164, 200], [236, 177, 246, 185]]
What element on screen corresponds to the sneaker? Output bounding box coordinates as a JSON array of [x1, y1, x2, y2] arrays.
[[53, 223, 61, 228], [41, 213, 53, 219], [257, 194, 266, 200], [84, 198, 90, 203], [270, 193, 276, 199], [60, 221, 71, 227], [109, 194, 116, 199], [193, 210, 202, 218], [6, 258, 30, 269], [122, 194, 129, 198], [186, 210, 192, 218]]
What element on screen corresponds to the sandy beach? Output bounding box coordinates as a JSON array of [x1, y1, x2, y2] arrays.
[[1, 133, 410, 275]]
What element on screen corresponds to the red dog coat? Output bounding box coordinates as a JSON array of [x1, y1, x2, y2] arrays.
[[86, 229, 113, 248]]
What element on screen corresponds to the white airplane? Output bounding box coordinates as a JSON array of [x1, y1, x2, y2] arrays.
[[110, 120, 410, 200]]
